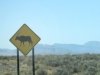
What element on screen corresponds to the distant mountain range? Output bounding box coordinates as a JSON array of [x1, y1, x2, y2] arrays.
[[1, 41, 100, 56]]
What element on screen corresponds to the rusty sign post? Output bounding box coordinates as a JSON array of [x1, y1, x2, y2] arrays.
[[32, 48, 35, 75], [10, 24, 41, 75], [17, 48, 20, 75]]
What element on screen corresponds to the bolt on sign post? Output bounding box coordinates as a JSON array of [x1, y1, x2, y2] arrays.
[[10, 24, 41, 75]]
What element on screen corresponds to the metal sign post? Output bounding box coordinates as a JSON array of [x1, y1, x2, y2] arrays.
[[10, 24, 41, 75], [17, 48, 20, 75], [32, 48, 35, 75]]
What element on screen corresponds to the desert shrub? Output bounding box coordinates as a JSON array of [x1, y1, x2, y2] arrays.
[[84, 66, 97, 75], [53, 68, 72, 75], [36, 68, 47, 75]]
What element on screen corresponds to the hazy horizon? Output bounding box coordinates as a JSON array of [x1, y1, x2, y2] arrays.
[[1, 40, 100, 49]]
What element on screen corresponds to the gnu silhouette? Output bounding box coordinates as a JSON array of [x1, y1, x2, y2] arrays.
[[15, 35, 33, 46]]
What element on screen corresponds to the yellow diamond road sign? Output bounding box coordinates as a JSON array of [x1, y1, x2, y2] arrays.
[[10, 24, 41, 56]]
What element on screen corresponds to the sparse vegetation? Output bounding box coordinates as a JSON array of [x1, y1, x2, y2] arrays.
[[0, 54, 100, 75]]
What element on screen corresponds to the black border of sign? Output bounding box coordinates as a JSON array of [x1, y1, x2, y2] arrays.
[[9, 24, 41, 56]]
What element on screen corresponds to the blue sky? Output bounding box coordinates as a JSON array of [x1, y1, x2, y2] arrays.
[[0, 0, 100, 49]]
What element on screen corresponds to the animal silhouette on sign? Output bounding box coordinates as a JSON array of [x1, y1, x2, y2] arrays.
[[15, 35, 33, 46]]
